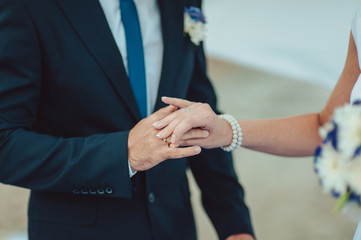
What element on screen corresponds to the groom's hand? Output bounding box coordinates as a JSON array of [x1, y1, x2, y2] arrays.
[[128, 106, 202, 172]]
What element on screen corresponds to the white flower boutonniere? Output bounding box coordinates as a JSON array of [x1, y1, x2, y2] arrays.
[[184, 7, 206, 46]]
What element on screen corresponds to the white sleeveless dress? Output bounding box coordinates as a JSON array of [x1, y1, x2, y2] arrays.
[[350, 5, 361, 240]]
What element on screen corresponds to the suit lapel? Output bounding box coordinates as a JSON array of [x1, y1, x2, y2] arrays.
[[154, 0, 187, 111], [56, 0, 141, 120]]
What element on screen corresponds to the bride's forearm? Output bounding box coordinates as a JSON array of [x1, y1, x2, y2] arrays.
[[236, 32, 359, 157], [157, 97, 325, 154], [238, 113, 322, 157]]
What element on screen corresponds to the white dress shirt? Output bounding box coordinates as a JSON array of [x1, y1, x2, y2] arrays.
[[99, 0, 164, 177], [99, 0, 163, 116]]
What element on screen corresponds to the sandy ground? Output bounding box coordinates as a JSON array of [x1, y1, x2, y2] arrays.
[[0, 58, 357, 239]]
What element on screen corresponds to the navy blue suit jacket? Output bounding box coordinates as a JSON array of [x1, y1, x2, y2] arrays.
[[0, 0, 254, 239]]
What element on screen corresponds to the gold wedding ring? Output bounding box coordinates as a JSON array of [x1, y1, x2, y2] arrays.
[[163, 138, 171, 147]]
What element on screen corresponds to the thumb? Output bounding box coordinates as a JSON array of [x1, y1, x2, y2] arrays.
[[162, 97, 194, 108]]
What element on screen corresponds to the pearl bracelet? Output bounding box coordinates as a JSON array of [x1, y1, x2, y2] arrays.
[[218, 114, 243, 152]]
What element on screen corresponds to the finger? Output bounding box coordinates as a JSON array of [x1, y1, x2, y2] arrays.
[[156, 117, 183, 139], [153, 108, 184, 130], [164, 146, 201, 159], [161, 97, 194, 108], [180, 129, 209, 141], [170, 118, 196, 143], [154, 105, 178, 116], [168, 142, 180, 148], [177, 139, 205, 148], [150, 105, 178, 122]]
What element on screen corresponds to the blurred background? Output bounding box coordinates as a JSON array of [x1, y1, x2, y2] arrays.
[[1, 0, 361, 239]]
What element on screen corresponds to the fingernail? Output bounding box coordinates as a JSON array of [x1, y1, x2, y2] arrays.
[[171, 144, 180, 148], [162, 96, 168, 100], [194, 146, 201, 154], [153, 121, 161, 127], [170, 134, 176, 143], [203, 130, 209, 137], [156, 131, 163, 138]]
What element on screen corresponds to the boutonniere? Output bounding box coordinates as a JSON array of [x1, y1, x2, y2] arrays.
[[184, 7, 206, 46]]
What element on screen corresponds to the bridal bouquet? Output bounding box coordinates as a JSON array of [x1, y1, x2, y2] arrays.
[[315, 102, 361, 221]]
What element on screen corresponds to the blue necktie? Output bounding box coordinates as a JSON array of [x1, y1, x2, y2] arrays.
[[120, 0, 147, 119]]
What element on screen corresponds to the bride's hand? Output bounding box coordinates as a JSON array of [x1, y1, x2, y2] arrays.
[[152, 97, 233, 149]]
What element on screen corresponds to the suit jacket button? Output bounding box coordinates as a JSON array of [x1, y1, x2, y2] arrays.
[[148, 192, 155, 204], [89, 189, 97, 195], [81, 189, 88, 195], [105, 187, 113, 194], [72, 189, 80, 195], [97, 188, 105, 195]]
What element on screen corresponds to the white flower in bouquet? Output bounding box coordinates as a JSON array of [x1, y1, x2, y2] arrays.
[[333, 104, 361, 159], [315, 143, 347, 195], [345, 157, 361, 195], [319, 122, 335, 140]]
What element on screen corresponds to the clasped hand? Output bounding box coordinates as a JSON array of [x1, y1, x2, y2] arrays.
[[152, 97, 233, 149], [128, 97, 236, 172], [128, 105, 208, 172]]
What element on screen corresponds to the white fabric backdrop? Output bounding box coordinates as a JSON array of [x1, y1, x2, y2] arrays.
[[204, 0, 361, 89]]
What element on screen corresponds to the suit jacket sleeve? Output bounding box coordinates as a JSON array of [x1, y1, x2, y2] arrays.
[[0, 0, 132, 199], [186, 44, 255, 238]]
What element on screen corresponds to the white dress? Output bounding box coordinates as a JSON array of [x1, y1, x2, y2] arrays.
[[350, 5, 361, 240]]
